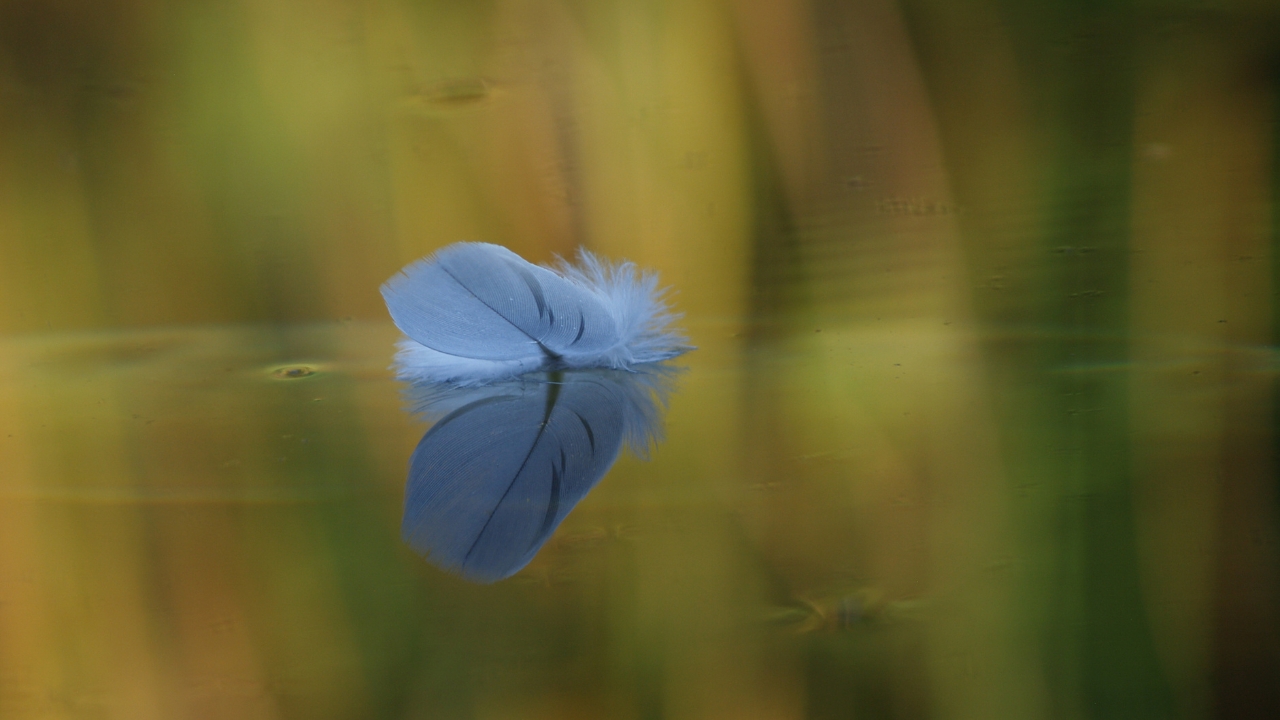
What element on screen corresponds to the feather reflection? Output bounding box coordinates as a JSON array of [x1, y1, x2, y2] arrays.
[[401, 367, 678, 583]]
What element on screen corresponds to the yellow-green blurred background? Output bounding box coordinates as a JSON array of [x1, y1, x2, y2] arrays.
[[2, 0, 1279, 718]]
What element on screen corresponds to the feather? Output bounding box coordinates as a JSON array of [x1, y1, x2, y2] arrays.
[[382, 242, 691, 385], [400, 367, 675, 582]]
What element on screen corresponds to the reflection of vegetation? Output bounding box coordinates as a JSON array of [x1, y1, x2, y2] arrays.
[[762, 589, 930, 634]]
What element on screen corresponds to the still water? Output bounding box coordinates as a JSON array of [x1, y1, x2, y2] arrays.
[[2, 316, 1273, 719], [2, 1, 1279, 719]]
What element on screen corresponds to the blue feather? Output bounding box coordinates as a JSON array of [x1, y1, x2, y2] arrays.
[[400, 367, 675, 582], [382, 242, 692, 385]]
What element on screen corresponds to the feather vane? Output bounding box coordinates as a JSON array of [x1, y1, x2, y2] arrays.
[[382, 242, 690, 385]]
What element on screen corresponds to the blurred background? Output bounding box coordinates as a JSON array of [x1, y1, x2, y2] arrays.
[[1, 0, 1278, 718]]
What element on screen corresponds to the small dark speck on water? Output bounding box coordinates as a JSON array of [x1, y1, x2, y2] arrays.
[[272, 366, 317, 379]]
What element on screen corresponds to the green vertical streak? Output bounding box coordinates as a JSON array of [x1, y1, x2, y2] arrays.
[[900, 0, 1176, 715], [740, 97, 807, 337], [176, 0, 322, 324], [1035, 4, 1173, 719], [251, 333, 444, 719]]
